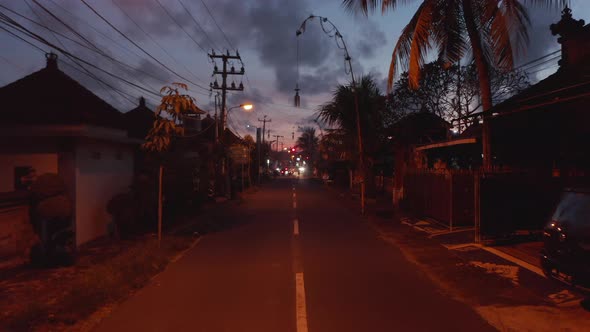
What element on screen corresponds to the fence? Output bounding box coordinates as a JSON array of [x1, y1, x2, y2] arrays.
[[403, 170, 476, 230], [402, 169, 590, 242]]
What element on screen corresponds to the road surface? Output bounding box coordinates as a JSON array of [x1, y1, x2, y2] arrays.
[[94, 178, 495, 332]]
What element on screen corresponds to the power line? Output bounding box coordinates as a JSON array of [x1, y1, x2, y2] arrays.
[[47, 0, 150, 66], [31, 0, 101, 54], [199, 0, 236, 51], [513, 49, 560, 71], [528, 63, 559, 76], [523, 55, 561, 73], [0, 6, 160, 99], [109, 0, 209, 93], [177, 0, 220, 52], [153, 0, 208, 55], [0, 14, 161, 97], [24, 0, 136, 106], [0, 24, 45, 52], [0, 23, 141, 106], [80, 0, 210, 93], [3, 3, 163, 93]]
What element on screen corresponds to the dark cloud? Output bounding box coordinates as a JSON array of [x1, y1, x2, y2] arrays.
[[516, 6, 563, 68], [115, 0, 364, 97], [353, 19, 387, 59], [135, 58, 173, 84]]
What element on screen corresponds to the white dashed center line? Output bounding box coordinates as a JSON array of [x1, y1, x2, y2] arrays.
[[295, 272, 309, 332]]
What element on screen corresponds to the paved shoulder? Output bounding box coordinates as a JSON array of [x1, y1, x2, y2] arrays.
[[295, 180, 496, 332], [94, 181, 296, 332]]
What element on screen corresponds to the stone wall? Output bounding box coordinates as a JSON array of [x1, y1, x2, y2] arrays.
[[0, 197, 36, 263]]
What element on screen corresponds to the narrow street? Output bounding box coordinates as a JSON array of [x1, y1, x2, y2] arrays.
[[94, 178, 494, 332]]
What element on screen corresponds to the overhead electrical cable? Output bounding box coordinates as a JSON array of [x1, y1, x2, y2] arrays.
[[0, 23, 143, 106], [199, 0, 235, 51], [5, 3, 162, 93], [47, 0, 151, 65], [24, 0, 136, 106], [110, 0, 207, 88], [153, 0, 208, 55], [31, 0, 101, 53], [80, 0, 210, 93], [513, 49, 560, 72], [177, 0, 220, 52], [0, 13, 161, 98]]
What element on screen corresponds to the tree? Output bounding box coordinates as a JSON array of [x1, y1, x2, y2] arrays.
[[343, 0, 566, 169], [142, 83, 199, 247], [296, 127, 319, 167], [389, 60, 530, 130], [317, 75, 386, 192]]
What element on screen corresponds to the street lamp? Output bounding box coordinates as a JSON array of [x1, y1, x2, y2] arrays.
[[296, 15, 366, 215], [224, 103, 254, 132], [228, 103, 253, 114]]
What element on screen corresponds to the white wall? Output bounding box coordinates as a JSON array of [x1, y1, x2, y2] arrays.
[[0, 153, 58, 192], [75, 142, 134, 245]]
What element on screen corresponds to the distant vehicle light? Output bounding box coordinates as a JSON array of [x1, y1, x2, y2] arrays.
[[299, 167, 305, 173]]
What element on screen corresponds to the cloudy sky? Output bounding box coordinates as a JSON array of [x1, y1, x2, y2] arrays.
[[1, 0, 588, 147]]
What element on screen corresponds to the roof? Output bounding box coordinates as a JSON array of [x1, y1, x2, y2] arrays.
[[387, 111, 450, 145], [124, 97, 155, 139], [223, 128, 242, 145], [0, 53, 124, 130], [491, 65, 590, 117]]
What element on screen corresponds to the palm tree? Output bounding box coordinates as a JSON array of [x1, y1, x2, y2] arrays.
[[343, 0, 566, 169], [296, 127, 320, 164], [317, 75, 386, 191]]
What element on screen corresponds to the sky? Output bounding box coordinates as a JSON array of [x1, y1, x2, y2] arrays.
[[1, 0, 589, 147]]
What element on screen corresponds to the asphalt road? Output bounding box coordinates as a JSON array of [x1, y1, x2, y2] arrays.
[[94, 178, 495, 332]]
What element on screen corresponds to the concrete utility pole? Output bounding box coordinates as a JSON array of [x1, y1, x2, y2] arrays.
[[209, 50, 244, 140], [273, 135, 284, 152], [209, 50, 244, 198], [258, 115, 271, 144]]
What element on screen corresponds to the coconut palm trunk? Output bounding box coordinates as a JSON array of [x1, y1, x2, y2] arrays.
[[462, 0, 494, 171]]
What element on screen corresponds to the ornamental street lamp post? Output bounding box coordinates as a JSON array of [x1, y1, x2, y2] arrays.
[[296, 15, 366, 214]]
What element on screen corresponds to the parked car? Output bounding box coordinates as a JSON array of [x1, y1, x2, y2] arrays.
[[541, 188, 590, 287]]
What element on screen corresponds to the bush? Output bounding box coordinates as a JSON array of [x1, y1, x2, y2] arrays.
[[30, 173, 66, 198], [107, 193, 137, 238], [36, 194, 72, 219], [28, 174, 75, 267]]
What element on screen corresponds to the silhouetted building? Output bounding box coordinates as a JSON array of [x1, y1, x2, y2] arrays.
[[417, 7, 590, 174], [0, 53, 139, 246]]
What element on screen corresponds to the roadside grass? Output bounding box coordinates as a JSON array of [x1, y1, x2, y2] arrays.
[[2, 235, 194, 332]]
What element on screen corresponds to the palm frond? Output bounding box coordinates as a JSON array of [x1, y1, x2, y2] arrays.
[[433, 0, 467, 65], [341, 0, 408, 15], [520, 0, 570, 9], [407, 0, 436, 89], [387, 2, 425, 92], [500, 0, 531, 56]]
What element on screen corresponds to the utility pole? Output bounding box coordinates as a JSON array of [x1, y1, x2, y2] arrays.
[[214, 92, 220, 142], [273, 135, 284, 152], [209, 50, 244, 140], [209, 50, 244, 198], [258, 115, 271, 144]]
